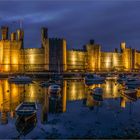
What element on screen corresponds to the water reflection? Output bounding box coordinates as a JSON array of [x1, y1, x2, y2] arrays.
[[67, 80, 86, 100], [0, 79, 139, 124], [86, 80, 121, 99], [0, 78, 140, 138]]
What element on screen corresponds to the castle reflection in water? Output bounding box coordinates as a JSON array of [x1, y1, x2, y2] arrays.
[[0, 79, 140, 123]]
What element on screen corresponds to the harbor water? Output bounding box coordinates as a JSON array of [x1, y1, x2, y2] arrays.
[[0, 77, 140, 138]]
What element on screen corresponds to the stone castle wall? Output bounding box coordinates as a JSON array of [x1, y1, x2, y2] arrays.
[[0, 26, 140, 72]]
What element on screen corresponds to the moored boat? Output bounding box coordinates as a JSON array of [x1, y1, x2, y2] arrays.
[[40, 79, 57, 87], [8, 76, 32, 84], [48, 84, 61, 93], [48, 84, 61, 99], [15, 102, 37, 116], [106, 73, 118, 80], [125, 78, 140, 86], [51, 74, 63, 81], [84, 74, 105, 85]]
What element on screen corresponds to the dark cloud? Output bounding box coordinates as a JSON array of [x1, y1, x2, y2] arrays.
[[0, 0, 140, 51]]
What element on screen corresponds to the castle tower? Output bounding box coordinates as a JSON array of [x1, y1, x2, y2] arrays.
[[1, 26, 8, 40], [41, 27, 49, 70], [120, 41, 126, 52], [120, 42, 132, 71], [41, 27, 48, 48], [17, 29, 24, 48], [10, 32, 16, 41], [41, 27, 48, 39], [49, 38, 67, 72], [86, 40, 101, 71]]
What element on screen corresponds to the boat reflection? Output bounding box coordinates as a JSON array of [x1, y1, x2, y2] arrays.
[[85, 94, 102, 110], [15, 113, 37, 137]]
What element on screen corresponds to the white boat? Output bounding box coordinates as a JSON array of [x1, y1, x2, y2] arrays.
[[85, 74, 105, 85], [106, 73, 118, 80], [8, 76, 32, 84], [48, 84, 61, 94], [92, 87, 103, 101]]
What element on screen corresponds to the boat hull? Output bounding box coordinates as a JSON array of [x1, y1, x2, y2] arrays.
[[16, 102, 37, 116], [8, 76, 32, 84], [85, 80, 105, 85]]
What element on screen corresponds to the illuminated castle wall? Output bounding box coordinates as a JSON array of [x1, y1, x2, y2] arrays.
[[0, 26, 67, 72], [100, 52, 123, 71], [0, 26, 140, 72], [67, 40, 140, 72], [67, 50, 86, 71], [19, 48, 45, 72], [0, 27, 22, 72]]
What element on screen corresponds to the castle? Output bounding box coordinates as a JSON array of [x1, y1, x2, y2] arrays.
[[0, 26, 140, 72]]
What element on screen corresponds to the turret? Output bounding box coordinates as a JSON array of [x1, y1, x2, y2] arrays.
[[120, 41, 126, 52], [10, 32, 16, 41], [17, 29, 24, 41], [41, 27, 48, 40], [41, 27, 48, 48], [1, 26, 8, 40], [17, 29, 24, 48]]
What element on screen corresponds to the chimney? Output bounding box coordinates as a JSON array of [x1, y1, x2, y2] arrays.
[[1, 26, 8, 40]]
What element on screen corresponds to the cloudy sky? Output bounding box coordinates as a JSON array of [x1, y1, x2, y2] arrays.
[[0, 0, 140, 51]]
